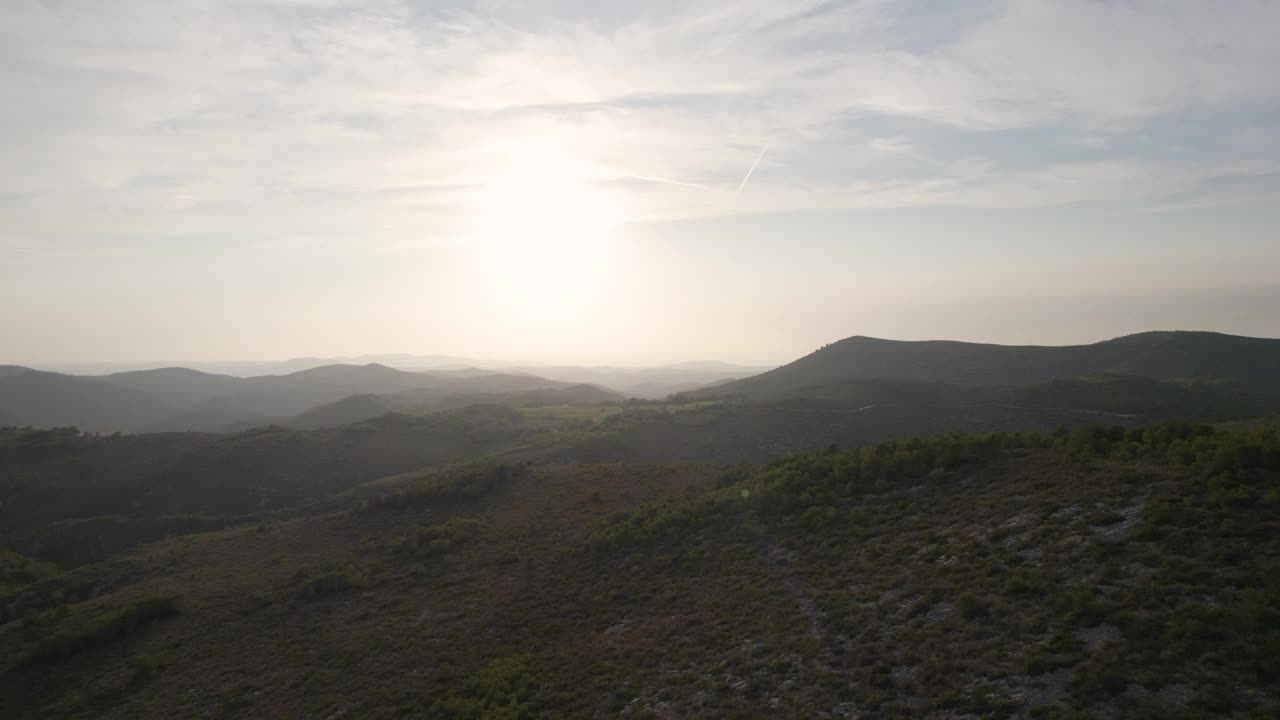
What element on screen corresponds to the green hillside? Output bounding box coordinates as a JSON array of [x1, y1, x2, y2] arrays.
[[3, 332, 1278, 719], [0, 407, 536, 566], [289, 382, 623, 430], [2, 421, 1278, 718]]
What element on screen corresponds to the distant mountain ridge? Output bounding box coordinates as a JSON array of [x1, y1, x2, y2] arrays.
[[286, 382, 624, 430], [0, 363, 597, 433], [0, 355, 744, 433], [27, 353, 480, 377], [493, 363, 769, 398], [695, 331, 1280, 400], [0, 369, 177, 431], [6, 331, 1276, 434]]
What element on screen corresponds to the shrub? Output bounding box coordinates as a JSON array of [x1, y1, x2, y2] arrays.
[[396, 516, 486, 558], [359, 464, 529, 512], [292, 565, 368, 601], [0, 549, 61, 592], [1029, 704, 1086, 720], [1069, 644, 1129, 703], [957, 591, 986, 619], [429, 653, 548, 719], [18, 594, 182, 668]]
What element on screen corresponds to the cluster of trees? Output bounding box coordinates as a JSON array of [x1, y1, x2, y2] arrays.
[[16, 594, 181, 669], [753, 432, 1041, 520], [291, 565, 369, 602], [585, 421, 1280, 554], [0, 426, 93, 462], [0, 549, 60, 594], [582, 490, 743, 554], [358, 463, 530, 513], [425, 653, 545, 719], [754, 421, 1280, 525], [395, 516, 486, 559], [582, 430, 1048, 553], [1065, 420, 1280, 473]]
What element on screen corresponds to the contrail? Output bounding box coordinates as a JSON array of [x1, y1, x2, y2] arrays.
[[736, 144, 768, 195]]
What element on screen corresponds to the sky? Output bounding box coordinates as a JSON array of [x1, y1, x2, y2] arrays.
[[2, 0, 1279, 367]]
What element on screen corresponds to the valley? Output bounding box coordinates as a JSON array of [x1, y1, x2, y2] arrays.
[[2, 331, 1279, 719], [9, 5, 1278, 717]]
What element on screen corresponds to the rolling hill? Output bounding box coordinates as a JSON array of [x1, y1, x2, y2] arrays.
[[3, 332, 1280, 718], [496, 363, 769, 398], [0, 370, 177, 432], [2, 421, 1278, 718], [98, 367, 249, 404], [144, 364, 450, 431], [0, 364, 446, 432], [287, 382, 623, 430], [695, 331, 1280, 400], [0, 407, 537, 566], [0, 364, 611, 433]]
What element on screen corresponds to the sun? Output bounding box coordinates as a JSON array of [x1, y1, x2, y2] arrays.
[[471, 140, 623, 310]]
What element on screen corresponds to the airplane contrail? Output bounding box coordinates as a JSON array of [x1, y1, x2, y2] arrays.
[[736, 144, 768, 195]]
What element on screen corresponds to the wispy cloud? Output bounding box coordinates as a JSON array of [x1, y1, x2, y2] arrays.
[[1, 0, 1278, 255], [736, 146, 768, 196]]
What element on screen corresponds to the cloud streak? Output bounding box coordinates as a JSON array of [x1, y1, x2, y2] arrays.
[[1, 0, 1279, 255], [736, 145, 768, 196]]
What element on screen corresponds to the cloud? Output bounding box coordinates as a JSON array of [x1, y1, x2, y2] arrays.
[[1, 0, 1278, 255]]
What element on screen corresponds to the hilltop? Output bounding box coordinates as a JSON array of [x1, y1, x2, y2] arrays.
[[0, 364, 607, 433], [287, 382, 624, 430], [693, 332, 1280, 401], [664, 332, 1280, 444], [2, 330, 1279, 719], [0, 357, 755, 433]]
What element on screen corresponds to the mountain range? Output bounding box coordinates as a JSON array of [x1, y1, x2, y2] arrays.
[[3, 331, 1277, 435], [0, 364, 613, 433], [3, 330, 1280, 718]]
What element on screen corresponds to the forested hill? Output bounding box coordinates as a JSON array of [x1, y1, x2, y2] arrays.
[[0, 364, 594, 433], [3, 420, 1278, 718], [694, 331, 1280, 400]]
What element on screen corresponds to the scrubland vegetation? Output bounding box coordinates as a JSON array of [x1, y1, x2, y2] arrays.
[[4, 333, 1280, 717], [2, 417, 1277, 718]]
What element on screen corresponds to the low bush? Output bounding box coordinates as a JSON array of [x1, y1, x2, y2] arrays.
[[359, 464, 529, 512], [18, 594, 182, 668], [396, 516, 486, 558], [292, 565, 369, 601]]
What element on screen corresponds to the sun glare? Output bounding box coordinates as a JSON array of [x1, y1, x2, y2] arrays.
[[472, 140, 623, 311]]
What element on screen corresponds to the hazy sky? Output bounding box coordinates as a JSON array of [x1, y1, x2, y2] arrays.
[[3, 1, 1279, 367]]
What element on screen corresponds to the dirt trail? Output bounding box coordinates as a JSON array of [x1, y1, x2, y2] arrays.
[[757, 536, 825, 640]]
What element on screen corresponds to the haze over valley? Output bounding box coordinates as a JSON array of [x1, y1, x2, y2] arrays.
[[3, 2, 1279, 718]]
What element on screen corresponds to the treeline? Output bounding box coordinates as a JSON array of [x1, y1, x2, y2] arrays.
[[0, 426, 95, 462], [1064, 420, 1280, 472], [584, 420, 1280, 553], [0, 549, 60, 594], [583, 430, 1042, 552], [16, 513, 248, 569], [15, 594, 182, 669], [357, 463, 530, 513], [393, 516, 486, 559]]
